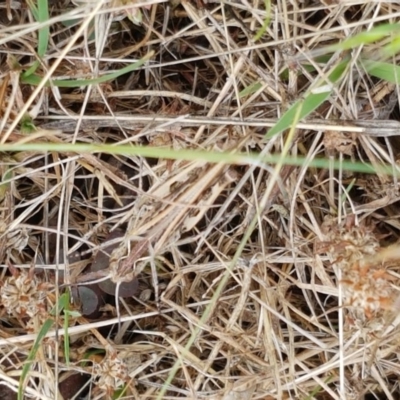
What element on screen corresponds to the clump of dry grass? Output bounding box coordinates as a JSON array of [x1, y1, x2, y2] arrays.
[[2, 0, 400, 399]]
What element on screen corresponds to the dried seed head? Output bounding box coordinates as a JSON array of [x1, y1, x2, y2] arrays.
[[0, 266, 54, 325], [93, 346, 129, 396], [341, 266, 394, 318], [320, 216, 379, 267], [319, 217, 397, 319]]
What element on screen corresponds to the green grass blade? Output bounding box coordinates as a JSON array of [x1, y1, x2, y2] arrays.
[[23, 63, 40, 78], [266, 59, 349, 138], [49, 291, 72, 364], [239, 82, 262, 97], [304, 375, 333, 400], [340, 178, 356, 207], [81, 349, 105, 367], [18, 318, 54, 400], [266, 94, 327, 139], [50, 292, 68, 316], [361, 59, 400, 83], [21, 51, 154, 87], [19, 291, 71, 399], [24, 0, 50, 77], [253, 0, 271, 42], [37, 0, 50, 58], [113, 385, 128, 399], [26, 0, 39, 19], [326, 22, 400, 52], [0, 142, 391, 176], [380, 36, 400, 58]]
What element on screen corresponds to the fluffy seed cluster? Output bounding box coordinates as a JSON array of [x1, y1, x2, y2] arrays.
[[0, 267, 53, 328], [93, 346, 129, 396], [319, 216, 395, 319]]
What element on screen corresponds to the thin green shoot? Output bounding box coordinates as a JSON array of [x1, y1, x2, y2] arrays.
[[340, 178, 356, 209], [266, 58, 349, 138], [19, 292, 69, 400], [24, 0, 50, 78], [21, 52, 154, 87], [0, 142, 393, 177], [80, 349, 105, 368], [304, 375, 334, 400], [49, 292, 69, 317], [18, 319, 54, 400], [325, 22, 400, 52], [379, 36, 400, 59], [113, 384, 129, 399], [62, 291, 71, 366], [20, 115, 36, 133], [239, 82, 262, 98], [254, 0, 271, 42], [360, 59, 400, 84]]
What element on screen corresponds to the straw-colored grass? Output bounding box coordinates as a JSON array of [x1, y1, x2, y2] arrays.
[[1, 0, 400, 399]]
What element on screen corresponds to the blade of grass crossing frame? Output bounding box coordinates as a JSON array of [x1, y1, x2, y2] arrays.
[[21, 51, 154, 87], [36, 0, 50, 58], [18, 292, 69, 400], [380, 36, 400, 59], [360, 59, 400, 84], [0, 142, 388, 176], [24, 0, 50, 77], [18, 318, 54, 400], [305, 376, 334, 400], [311, 23, 400, 62], [325, 23, 400, 52], [49, 292, 68, 317], [254, 0, 271, 42], [239, 82, 262, 97], [26, 0, 39, 18], [266, 58, 349, 139], [57, 291, 72, 366]]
